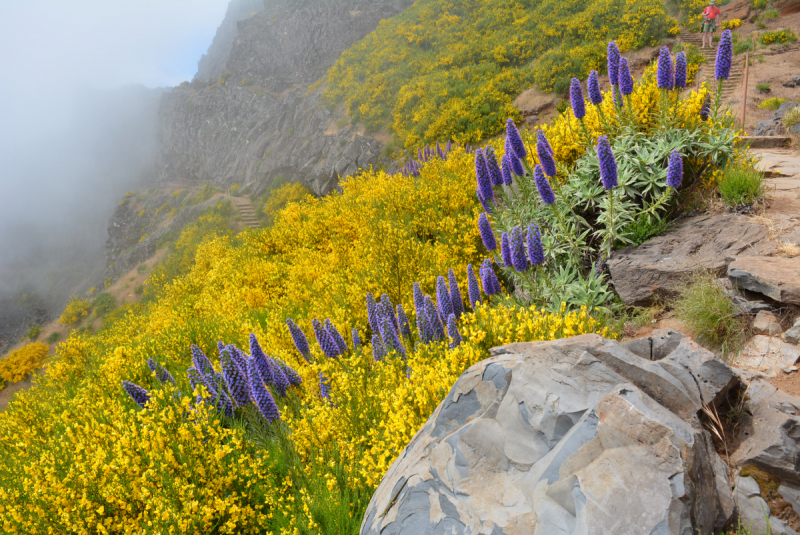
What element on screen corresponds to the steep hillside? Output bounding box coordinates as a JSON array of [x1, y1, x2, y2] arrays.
[[157, 0, 404, 196], [322, 0, 676, 147]]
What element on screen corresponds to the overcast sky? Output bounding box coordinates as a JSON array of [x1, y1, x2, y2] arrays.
[[0, 0, 230, 148], [0, 0, 233, 274]]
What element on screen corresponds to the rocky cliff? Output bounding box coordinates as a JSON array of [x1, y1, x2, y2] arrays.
[[158, 0, 404, 196], [194, 0, 266, 84]]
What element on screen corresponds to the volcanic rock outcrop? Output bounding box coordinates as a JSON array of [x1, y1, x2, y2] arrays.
[[158, 0, 403, 196], [361, 330, 800, 534]]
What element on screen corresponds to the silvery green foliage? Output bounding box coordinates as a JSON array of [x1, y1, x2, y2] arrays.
[[492, 124, 737, 313]]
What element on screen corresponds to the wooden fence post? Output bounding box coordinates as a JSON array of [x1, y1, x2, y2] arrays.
[[741, 53, 750, 132]]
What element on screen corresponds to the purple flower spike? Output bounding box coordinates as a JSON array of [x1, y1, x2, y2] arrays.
[[221, 349, 251, 407], [588, 70, 603, 105], [480, 259, 502, 296], [191, 345, 214, 376], [510, 227, 529, 272], [446, 314, 462, 349], [608, 41, 621, 87], [413, 283, 424, 316], [500, 154, 514, 186], [312, 318, 339, 359], [527, 224, 545, 266], [226, 345, 248, 377], [478, 213, 497, 251], [436, 276, 453, 321], [476, 188, 494, 214], [570, 78, 586, 119], [596, 136, 618, 190], [187, 367, 201, 393], [275, 359, 302, 388], [534, 164, 556, 205], [380, 315, 406, 358], [537, 140, 557, 178], [122, 380, 150, 409], [666, 150, 683, 189], [352, 328, 361, 351], [715, 30, 733, 80], [699, 93, 711, 121], [475, 148, 494, 203], [505, 138, 525, 176], [250, 335, 274, 386], [619, 58, 633, 96], [424, 296, 446, 342], [537, 130, 553, 155], [657, 47, 673, 89], [466, 264, 482, 309], [248, 358, 280, 423], [189, 366, 218, 400], [486, 148, 503, 187], [674, 52, 687, 89], [325, 319, 348, 355], [372, 334, 386, 361], [147, 358, 176, 385], [397, 304, 413, 340], [500, 232, 513, 268], [269, 359, 290, 397], [448, 269, 464, 319], [286, 319, 311, 362], [505, 118, 527, 159], [319, 373, 331, 400], [366, 293, 379, 334]]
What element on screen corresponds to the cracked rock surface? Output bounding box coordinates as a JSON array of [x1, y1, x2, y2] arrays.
[[361, 330, 739, 535]]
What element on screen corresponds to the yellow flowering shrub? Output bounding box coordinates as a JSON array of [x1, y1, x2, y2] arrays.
[[761, 29, 797, 45], [540, 65, 718, 169], [323, 0, 671, 146], [722, 19, 742, 30], [0, 386, 275, 534], [58, 296, 92, 324], [0, 342, 48, 387], [759, 97, 786, 110], [262, 182, 312, 224], [0, 149, 500, 533]]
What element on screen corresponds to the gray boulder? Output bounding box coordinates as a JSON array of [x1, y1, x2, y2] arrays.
[[361, 330, 737, 534], [608, 214, 768, 306], [731, 379, 800, 485], [728, 257, 800, 306], [734, 476, 798, 535]]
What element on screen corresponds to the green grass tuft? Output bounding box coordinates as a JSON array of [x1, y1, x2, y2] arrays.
[[718, 166, 764, 208], [673, 271, 747, 359]]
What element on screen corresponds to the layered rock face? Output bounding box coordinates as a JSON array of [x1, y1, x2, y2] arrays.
[[194, 0, 266, 84], [158, 0, 401, 195], [361, 330, 800, 534]]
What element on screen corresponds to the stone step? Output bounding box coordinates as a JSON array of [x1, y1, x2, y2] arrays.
[[739, 136, 792, 148]]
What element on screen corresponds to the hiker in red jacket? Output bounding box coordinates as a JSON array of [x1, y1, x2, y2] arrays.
[[701, 0, 721, 48]]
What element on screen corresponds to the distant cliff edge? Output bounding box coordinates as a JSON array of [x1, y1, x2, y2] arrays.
[[158, 0, 408, 196]]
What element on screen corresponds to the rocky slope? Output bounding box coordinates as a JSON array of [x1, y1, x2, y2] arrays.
[[194, 0, 266, 84], [158, 0, 405, 196]]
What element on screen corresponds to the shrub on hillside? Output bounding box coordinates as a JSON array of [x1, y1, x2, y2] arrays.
[[759, 97, 786, 110], [26, 324, 42, 341], [761, 29, 797, 44], [262, 182, 312, 224], [0, 341, 48, 387], [322, 0, 673, 147], [58, 296, 92, 325], [92, 292, 116, 316]]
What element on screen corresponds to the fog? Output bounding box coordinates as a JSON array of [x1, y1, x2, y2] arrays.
[[0, 0, 231, 342]]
